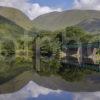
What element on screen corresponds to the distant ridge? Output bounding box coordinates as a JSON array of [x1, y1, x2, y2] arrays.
[[33, 10, 100, 31], [0, 15, 24, 38], [77, 18, 100, 34], [0, 6, 100, 33], [0, 6, 32, 30]]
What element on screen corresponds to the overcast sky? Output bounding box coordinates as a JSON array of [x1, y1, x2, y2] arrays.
[[0, 0, 100, 20]]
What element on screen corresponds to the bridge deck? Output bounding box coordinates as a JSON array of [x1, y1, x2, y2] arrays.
[[64, 42, 100, 48]]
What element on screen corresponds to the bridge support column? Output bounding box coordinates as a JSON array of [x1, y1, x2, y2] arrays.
[[66, 48, 71, 56], [87, 47, 97, 58], [77, 43, 83, 64], [92, 48, 97, 64], [92, 48, 97, 57]]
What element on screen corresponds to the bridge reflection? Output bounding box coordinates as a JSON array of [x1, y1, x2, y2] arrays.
[[62, 56, 100, 71]]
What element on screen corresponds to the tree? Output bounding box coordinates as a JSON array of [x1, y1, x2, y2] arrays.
[[33, 32, 61, 73], [1, 39, 15, 63], [65, 26, 86, 42]]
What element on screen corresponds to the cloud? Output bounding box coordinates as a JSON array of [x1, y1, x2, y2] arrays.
[[73, 0, 100, 10], [26, 3, 62, 20], [0, 0, 62, 20], [0, 0, 11, 1]]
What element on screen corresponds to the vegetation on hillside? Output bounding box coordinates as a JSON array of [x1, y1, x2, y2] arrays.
[[0, 6, 33, 30]]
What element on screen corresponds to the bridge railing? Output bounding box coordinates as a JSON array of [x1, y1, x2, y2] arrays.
[[65, 42, 100, 48]]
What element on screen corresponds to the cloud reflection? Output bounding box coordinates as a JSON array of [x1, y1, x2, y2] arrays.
[[0, 81, 100, 100]]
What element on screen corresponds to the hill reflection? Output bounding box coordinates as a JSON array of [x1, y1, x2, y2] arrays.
[[0, 81, 100, 100]]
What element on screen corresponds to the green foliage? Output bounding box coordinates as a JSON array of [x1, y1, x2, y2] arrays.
[[1, 39, 15, 63], [61, 69, 84, 82], [60, 66, 95, 82], [65, 26, 86, 41], [0, 6, 33, 30], [0, 61, 32, 84], [0, 15, 24, 39], [33, 32, 61, 73], [41, 38, 60, 56]]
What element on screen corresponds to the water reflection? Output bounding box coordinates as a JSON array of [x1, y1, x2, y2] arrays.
[[62, 56, 79, 64], [62, 56, 99, 68], [0, 81, 100, 100], [0, 54, 99, 94]]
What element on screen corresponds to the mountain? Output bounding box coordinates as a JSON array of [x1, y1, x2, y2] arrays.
[[0, 15, 24, 38], [77, 18, 100, 34], [0, 6, 32, 30], [33, 10, 100, 31], [1, 6, 100, 33]]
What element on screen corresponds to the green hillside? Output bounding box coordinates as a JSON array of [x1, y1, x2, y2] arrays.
[[0, 6, 32, 30], [33, 10, 100, 31], [77, 18, 100, 34], [1, 7, 100, 33], [0, 15, 24, 38]]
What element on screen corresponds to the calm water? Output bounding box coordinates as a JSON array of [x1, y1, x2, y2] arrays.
[[0, 81, 100, 100], [0, 55, 99, 100], [62, 56, 100, 71]]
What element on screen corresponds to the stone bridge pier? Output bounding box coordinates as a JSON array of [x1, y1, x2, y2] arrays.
[[78, 46, 97, 57], [66, 42, 99, 63], [77, 43, 99, 64]]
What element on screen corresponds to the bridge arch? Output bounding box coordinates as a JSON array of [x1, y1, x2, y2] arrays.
[[66, 40, 79, 56]]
